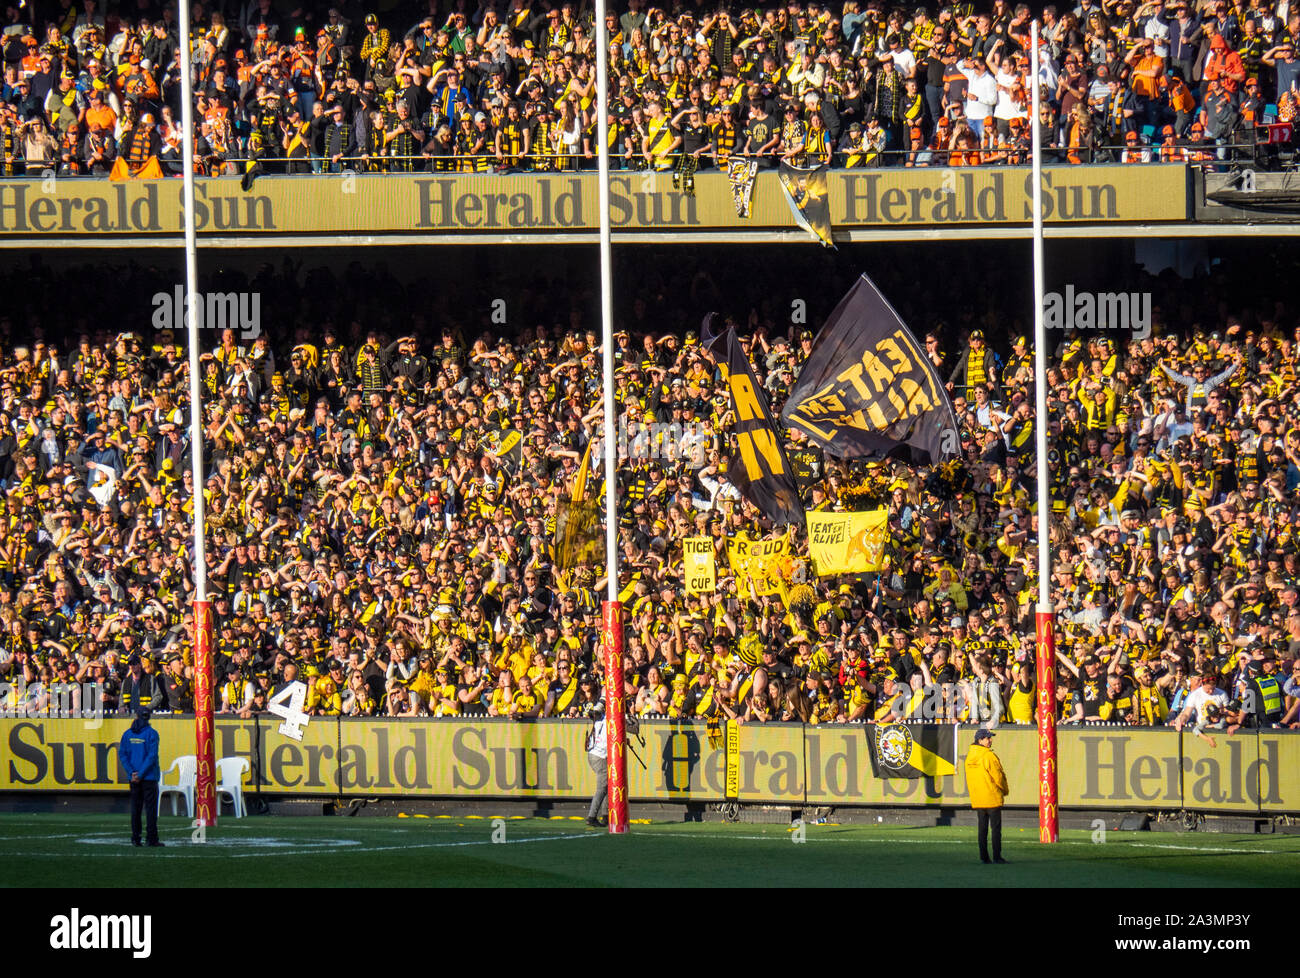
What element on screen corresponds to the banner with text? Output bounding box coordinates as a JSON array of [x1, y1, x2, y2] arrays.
[[683, 537, 717, 594], [0, 167, 1188, 238], [726, 532, 792, 596], [805, 510, 889, 575], [3, 719, 1294, 813]]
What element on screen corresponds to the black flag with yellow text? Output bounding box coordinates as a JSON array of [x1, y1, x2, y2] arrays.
[[780, 274, 959, 464], [705, 321, 804, 527]]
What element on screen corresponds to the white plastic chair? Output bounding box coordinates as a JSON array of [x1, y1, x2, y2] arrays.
[[215, 756, 250, 818], [158, 755, 196, 818]]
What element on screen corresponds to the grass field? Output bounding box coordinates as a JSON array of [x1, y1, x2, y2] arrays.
[[2, 813, 1298, 887]]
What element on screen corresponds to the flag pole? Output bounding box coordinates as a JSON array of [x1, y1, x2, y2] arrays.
[[595, 0, 627, 834], [1030, 20, 1058, 844], [179, 0, 215, 828]]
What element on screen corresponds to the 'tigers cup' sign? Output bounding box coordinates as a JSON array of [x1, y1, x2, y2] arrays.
[[1043, 285, 1152, 340]]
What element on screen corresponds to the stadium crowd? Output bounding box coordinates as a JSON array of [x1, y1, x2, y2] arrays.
[[0, 251, 1297, 738], [0, 0, 1293, 177]]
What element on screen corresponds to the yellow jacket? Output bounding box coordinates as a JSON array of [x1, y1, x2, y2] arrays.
[[965, 743, 1009, 809]]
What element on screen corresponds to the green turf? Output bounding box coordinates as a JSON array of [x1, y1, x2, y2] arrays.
[[1, 813, 1297, 887]]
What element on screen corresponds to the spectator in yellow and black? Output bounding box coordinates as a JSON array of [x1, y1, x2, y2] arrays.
[[382, 98, 423, 171], [948, 328, 998, 401], [1098, 670, 1138, 723], [357, 13, 390, 80], [119, 651, 165, 713], [323, 100, 358, 171]]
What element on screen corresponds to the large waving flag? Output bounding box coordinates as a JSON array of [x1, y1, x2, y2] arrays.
[[705, 317, 804, 527], [780, 274, 960, 464]]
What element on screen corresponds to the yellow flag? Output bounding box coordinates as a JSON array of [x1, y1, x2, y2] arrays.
[[805, 510, 889, 575], [683, 537, 716, 595], [572, 439, 594, 503], [557, 439, 600, 572], [726, 531, 790, 596]]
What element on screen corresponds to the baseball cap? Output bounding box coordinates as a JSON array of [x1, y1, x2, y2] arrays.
[[974, 727, 995, 740]]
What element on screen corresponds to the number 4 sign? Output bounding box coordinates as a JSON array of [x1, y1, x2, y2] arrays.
[[267, 681, 310, 742]]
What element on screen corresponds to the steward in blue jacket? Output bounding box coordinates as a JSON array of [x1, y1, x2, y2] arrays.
[[119, 706, 163, 847]]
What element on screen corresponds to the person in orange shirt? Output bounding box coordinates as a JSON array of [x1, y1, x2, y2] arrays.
[[1158, 124, 1185, 161], [19, 35, 41, 75], [948, 120, 980, 165], [1120, 130, 1150, 163], [1065, 102, 1093, 165], [1125, 37, 1165, 129], [1203, 32, 1246, 95], [82, 86, 116, 135], [1167, 69, 1196, 134]]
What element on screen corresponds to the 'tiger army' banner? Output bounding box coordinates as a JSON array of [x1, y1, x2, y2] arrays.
[[3, 719, 1297, 812], [805, 510, 889, 575], [683, 537, 717, 594], [0, 167, 1187, 237]]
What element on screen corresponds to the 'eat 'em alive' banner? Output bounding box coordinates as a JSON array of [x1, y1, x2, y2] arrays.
[[0, 166, 1188, 237]]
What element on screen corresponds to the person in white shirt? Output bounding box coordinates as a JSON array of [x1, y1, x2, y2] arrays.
[[993, 62, 1029, 133], [1152, 399, 1193, 450], [884, 32, 916, 78], [1172, 672, 1229, 738], [586, 700, 608, 826], [961, 57, 998, 137], [1143, 7, 1171, 58]]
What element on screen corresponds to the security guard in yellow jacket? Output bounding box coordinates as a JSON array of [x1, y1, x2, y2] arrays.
[[965, 728, 1009, 864]]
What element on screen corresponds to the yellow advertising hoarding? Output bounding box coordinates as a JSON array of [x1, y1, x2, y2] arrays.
[[1057, 729, 1183, 809], [3, 717, 189, 789], [0, 165, 1187, 238], [1258, 733, 1299, 813], [3, 718, 1295, 814], [334, 720, 592, 798], [625, 721, 727, 801]]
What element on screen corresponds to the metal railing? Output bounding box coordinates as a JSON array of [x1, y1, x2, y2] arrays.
[[9, 134, 1293, 177]]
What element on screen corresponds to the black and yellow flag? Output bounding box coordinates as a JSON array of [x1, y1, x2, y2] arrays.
[[727, 158, 759, 218], [780, 274, 960, 464], [866, 723, 958, 779], [556, 439, 601, 571], [487, 429, 524, 473], [705, 320, 804, 527], [778, 160, 834, 248]]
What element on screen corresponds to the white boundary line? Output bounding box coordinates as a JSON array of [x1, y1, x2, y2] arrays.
[[1, 830, 598, 859]]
